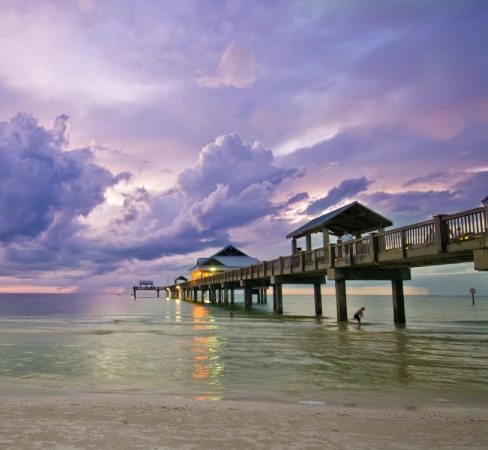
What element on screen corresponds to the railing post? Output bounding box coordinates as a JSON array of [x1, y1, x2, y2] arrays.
[[279, 257, 283, 275], [401, 229, 407, 258], [301, 252, 305, 272], [434, 214, 448, 253], [369, 233, 378, 262], [328, 244, 335, 268]]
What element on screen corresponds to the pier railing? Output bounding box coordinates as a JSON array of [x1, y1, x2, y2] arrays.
[[180, 206, 487, 288]]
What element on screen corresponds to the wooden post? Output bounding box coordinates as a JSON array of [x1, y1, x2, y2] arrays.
[[335, 280, 348, 322], [272, 286, 277, 312], [306, 234, 312, 251], [230, 289, 235, 305], [328, 244, 335, 268], [369, 232, 378, 262], [224, 289, 229, 305], [313, 283, 322, 316], [218, 289, 222, 303], [275, 284, 283, 314], [322, 227, 329, 247], [292, 238, 297, 255], [392, 280, 406, 324], [244, 287, 252, 309], [263, 289, 267, 304], [434, 214, 448, 253], [401, 229, 407, 258]]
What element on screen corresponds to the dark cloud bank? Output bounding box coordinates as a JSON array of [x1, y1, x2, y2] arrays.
[[0, 113, 486, 285]]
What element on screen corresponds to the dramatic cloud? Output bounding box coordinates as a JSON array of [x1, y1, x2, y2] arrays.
[[197, 42, 259, 88], [0, 113, 128, 243], [176, 133, 304, 201], [0, 0, 486, 292], [304, 177, 374, 216]]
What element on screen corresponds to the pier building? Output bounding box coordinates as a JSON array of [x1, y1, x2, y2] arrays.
[[188, 245, 260, 280]]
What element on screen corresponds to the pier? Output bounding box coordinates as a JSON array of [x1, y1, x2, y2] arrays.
[[132, 281, 165, 299], [164, 204, 488, 324]]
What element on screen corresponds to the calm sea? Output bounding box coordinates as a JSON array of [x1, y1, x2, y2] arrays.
[[0, 292, 487, 413]]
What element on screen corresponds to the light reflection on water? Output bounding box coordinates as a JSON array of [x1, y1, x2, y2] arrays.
[[0, 293, 487, 411]]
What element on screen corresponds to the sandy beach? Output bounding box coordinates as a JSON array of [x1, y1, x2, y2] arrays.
[[0, 397, 486, 450]]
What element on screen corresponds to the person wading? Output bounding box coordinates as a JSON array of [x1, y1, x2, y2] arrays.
[[353, 307, 365, 326]]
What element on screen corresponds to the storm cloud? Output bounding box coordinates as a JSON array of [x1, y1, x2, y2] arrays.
[[0, 113, 128, 243]]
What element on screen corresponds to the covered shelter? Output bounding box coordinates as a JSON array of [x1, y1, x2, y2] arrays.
[[286, 201, 393, 254], [174, 276, 188, 285], [188, 245, 260, 281]]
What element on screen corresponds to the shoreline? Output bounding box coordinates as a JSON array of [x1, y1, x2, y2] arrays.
[[1, 396, 487, 449]]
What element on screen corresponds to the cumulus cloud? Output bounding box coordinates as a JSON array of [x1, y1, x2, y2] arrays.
[[197, 42, 259, 88], [176, 133, 304, 201], [304, 177, 374, 216], [0, 113, 128, 243]]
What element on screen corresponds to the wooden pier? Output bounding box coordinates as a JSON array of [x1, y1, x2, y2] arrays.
[[132, 281, 164, 299], [164, 205, 488, 324]]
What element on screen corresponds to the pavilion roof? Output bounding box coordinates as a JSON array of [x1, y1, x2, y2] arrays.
[[286, 201, 393, 239], [188, 245, 260, 273]]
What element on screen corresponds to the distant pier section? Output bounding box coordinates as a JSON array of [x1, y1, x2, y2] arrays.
[[132, 280, 164, 299]]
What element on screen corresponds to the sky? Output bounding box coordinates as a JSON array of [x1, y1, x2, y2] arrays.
[[0, 0, 487, 295]]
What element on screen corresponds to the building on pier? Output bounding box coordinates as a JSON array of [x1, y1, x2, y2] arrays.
[[286, 201, 393, 254], [188, 245, 260, 280]]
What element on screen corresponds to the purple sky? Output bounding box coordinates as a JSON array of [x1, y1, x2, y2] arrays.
[[0, 0, 487, 295]]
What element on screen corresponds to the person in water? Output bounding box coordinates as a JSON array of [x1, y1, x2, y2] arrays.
[[354, 307, 365, 325], [229, 312, 234, 318]]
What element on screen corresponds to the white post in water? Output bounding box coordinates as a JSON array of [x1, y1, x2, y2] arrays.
[[470, 288, 476, 305]]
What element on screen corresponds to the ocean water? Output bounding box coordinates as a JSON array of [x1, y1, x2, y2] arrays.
[[0, 292, 487, 413]]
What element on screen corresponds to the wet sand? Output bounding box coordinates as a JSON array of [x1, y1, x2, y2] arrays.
[[0, 397, 487, 449]]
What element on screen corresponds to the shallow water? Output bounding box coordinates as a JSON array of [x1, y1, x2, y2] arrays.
[[0, 293, 487, 413]]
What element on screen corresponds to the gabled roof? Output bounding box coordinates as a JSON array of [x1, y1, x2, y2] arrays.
[[188, 245, 259, 273], [199, 257, 225, 267], [174, 275, 188, 284], [286, 201, 393, 239], [214, 245, 248, 257]]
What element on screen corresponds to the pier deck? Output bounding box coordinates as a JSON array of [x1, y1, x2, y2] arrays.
[[165, 206, 488, 323]]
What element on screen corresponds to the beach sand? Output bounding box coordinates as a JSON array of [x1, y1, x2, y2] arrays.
[[0, 397, 487, 449]]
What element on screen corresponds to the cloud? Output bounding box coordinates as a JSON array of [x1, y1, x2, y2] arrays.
[[360, 171, 488, 225], [304, 177, 374, 216], [176, 133, 303, 201], [286, 192, 309, 206], [403, 171, 451, 188], [77, 0, 96, 13], [197, 42, 259, 88], [0, 113, 127, 243]]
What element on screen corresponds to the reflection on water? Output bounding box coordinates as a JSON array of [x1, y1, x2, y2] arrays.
[[0, 293, 486, 411], [191, 306, 225, 388]]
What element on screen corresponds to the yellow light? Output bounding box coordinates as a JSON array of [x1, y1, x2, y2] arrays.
[[210, 267, 216, 272]]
